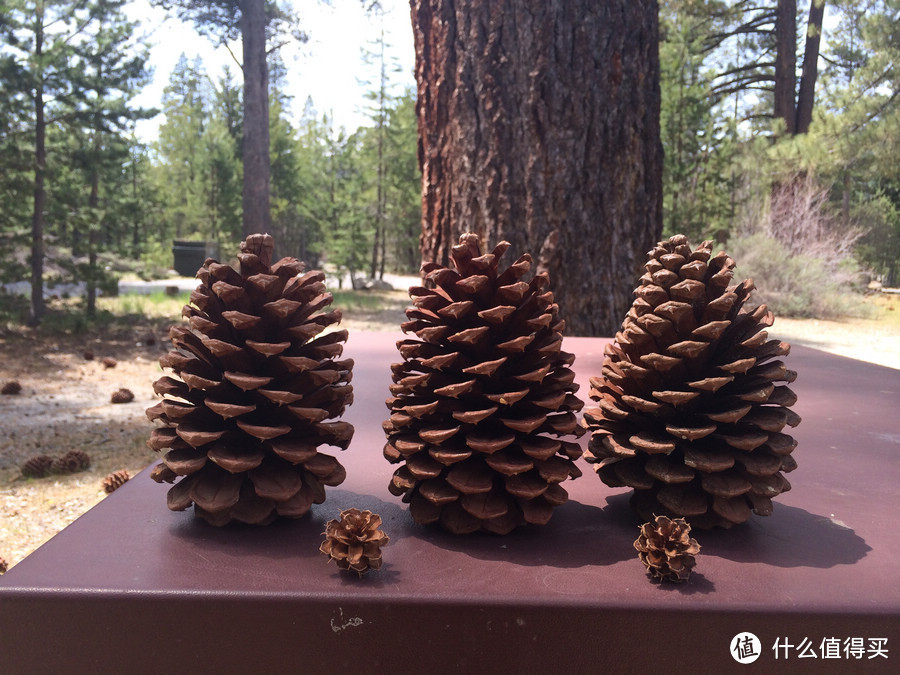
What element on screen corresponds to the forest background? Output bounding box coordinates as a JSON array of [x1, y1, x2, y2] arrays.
[[1, 0, 898, 332]]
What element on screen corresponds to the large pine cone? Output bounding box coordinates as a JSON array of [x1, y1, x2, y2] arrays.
[[384, 233, 584, 535], [146, 234, 354, 526], [582, 235, 800, 528]]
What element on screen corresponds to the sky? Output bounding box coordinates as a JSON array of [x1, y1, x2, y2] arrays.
[[126, 0, 416, 142]]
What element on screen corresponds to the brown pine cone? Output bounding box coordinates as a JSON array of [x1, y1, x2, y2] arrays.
[[21, 455, 54, 479], [320, 508, 389, 576], [384, 233, 584, 534], [1, 381, 22, 395], [111, 388, 135, 404], [582, 235, 800, 528], [51, 450, 91, 475], [146, 233, 354, 526], [0, 555, 8, 575], [101, 357, 117, 369], [634, 515, 700, 583], [103, 470, 131, 494]]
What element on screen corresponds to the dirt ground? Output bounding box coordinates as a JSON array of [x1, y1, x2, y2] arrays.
[[1, 298, 897, 573]]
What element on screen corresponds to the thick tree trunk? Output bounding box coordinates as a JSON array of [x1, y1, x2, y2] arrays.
[[774, 0, 798, 135], [795, 0, 825, 134], [240, 0, 271, 236], [411, 0, 663, 336]]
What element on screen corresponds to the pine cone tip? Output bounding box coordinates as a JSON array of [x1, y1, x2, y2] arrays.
[[240, 233, 275, 267]]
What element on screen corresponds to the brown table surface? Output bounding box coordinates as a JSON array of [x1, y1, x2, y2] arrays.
[[1, 333, 898, 673]]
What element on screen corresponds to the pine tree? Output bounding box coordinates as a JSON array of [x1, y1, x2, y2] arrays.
[[1, 0, 90, 324]]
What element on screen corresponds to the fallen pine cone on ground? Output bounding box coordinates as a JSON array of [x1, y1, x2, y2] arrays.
[[111, 388, 135, 404], [1, 381, 22, 395], [21, 455, 54, 479], [51, 450, 91, 475]]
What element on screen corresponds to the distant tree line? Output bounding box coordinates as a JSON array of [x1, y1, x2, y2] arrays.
[[1, 0, 897, 329]]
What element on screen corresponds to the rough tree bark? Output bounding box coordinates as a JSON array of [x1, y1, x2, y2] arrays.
[[411, 0, 663, 336], [795, 0, 825, 134], [774, 0, 798, 135], [240, 0, 271, 236]]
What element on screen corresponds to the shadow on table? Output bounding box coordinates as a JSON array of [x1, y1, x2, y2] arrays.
[[598, 491, 870, 569], [688, 502, 871, 569], [412, 496, 637, 569]]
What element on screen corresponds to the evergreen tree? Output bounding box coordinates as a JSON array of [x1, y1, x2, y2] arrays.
[[67, 0, 153, 315], [359, 15, 401, 281], [151, 0, 303, 237], [659, 1, 737, 241], [152, 55, 211, 242], [1, 0, 91, 324], [383, 88, 421, 274]]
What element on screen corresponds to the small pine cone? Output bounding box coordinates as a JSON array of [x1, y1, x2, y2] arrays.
[[0, 555, 8, 575], [582, 235, 801, 528], [320, 508, 389, 576], [635, 515, 700, 583], [101, 357, 117, 369], [21, 455, 54, 479], [103, 469, 131, 494], [146, 233, 354, 526], [51, 450, 91, 475], [111, 388, 135, 404], [384, 233, 585, 534], [1, 381, 22, 395], [83, 350, 95, 361]]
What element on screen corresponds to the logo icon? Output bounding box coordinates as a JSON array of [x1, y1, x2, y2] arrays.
[[732, 632, 762, 664]]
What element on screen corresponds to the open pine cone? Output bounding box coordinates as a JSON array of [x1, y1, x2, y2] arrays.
[[634, 515, 700, 583], [320, 508, 389, 577], [583, 235, 801, 528], [146, 234, 354, 526], [384, 233, 584, 534]]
